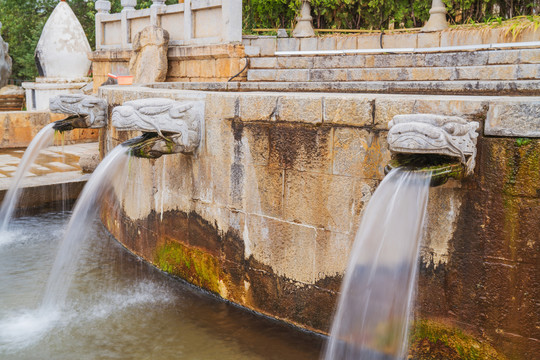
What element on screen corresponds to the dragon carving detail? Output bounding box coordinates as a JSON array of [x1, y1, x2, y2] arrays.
[[49, 94, 108, 129], [388, 114, 479, 175]]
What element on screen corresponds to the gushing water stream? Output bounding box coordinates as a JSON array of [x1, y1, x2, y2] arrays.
[[0, 123, 56, 233], [323, 169, 431, 360]]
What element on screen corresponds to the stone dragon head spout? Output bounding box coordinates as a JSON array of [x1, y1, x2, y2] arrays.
[[387, 114, 480, 179], [111, 98, 203, 158], [50, 94, 108, 131]]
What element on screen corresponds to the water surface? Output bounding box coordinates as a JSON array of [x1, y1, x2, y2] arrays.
[[0, 212, 322, 359]]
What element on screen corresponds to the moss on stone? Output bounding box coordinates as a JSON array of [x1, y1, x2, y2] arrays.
[[409, 320, 506, 360], [154, 241, 221, 294]]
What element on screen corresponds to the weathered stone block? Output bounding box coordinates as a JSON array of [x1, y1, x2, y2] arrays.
[[417, 32, 440, 48], [276, 56, 313, 69], [456, 65, 516, 80], [205, 92, 238, 120], [425, 51, 488, 67], [517, 64, 540, 79], [244, 165, 283, 218], [357, 35, 380, 49], [246, 214, 316, 283], [313, 55, 364, 68], [323, 95, 373, 126], [317, 37, 337, 51], [348, 68, 404, 81], [239, 94, 279, 121], [277, 38, 300, 52], [413, 97, 487, 121], [332, 128, 390, 180], [247, 69, 277, 82], [335, 36, 357, 50], [519, 49, 540, 64], [251, 37, 276, 56], [250, 57, 277, 69], [409, 67, 453, 81], [300, 37, 318, 51], [276, 69, 310, 82], [243, 45, 260, 57], [485, 101, 540, 137], [284, 170, 355, 233], [488, 49, 520, 65], [373, 54, 422, 68], [185, 59, 202, 77], [315, 230, 353, 279], [278, 95, 323, 124], [268, 124, 333, 173], [374, 96, 415, 129], [382, 33, 417, 49], [310, 69, 347, 82], [129, 26, 169, 83]]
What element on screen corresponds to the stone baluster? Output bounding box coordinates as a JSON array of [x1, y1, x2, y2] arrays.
[[121, 0, 137, 12], [150, 0, 166, 26], [292, 0, 315, 38], [151, 0, 166, 8], [95, 1, 111, 49], [95, 0, 111, 14], [422, 0, 449, 32]]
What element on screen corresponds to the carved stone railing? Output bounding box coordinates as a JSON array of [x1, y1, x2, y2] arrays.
[[95, 0, 242, 50]]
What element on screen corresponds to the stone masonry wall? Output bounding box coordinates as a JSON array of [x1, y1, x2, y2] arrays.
[[90, 44, 247, 93], [99, 86, 539, 359]]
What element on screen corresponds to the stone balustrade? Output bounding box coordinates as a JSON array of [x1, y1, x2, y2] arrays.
[[95, 0, 242, 50]]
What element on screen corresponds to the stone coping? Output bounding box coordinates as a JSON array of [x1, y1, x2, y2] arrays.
[[100, 85, 540, 138], [275, 41, 540, 56], [142, 80, 540, 96]]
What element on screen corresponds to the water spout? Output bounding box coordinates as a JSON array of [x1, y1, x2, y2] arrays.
[[49, 94, 108, 132], [111, 98, 203, 158], [386, 114, 479, 186]]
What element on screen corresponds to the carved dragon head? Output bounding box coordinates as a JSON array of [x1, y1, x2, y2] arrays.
[[112, 98, 203, 158], [388, 114, 479, 176], [49, 94, 108, 131]]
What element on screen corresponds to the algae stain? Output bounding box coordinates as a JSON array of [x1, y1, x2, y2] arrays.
[[154, 241, 222, 294], [409, 320, 506, 360]]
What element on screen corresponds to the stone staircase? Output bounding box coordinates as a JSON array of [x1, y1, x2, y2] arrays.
[[246, 44, 540, 94]]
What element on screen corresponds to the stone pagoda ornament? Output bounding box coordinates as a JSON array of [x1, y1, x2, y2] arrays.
[[422, 0, 449, 32], [292, 0, 315, 38], [23, 0, 92, 111]]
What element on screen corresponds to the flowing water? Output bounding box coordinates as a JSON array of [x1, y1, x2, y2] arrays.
[[323, 169, 431, 360], [0, 212, 322, 359], [0, 123, 56, 232]]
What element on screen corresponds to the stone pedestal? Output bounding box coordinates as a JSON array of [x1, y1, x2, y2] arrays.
[[22, 77, 91, 111], [422, 0, 449, 32], [292, 0, 315, 38]]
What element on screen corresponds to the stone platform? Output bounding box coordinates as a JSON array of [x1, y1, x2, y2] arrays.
[[0, 142, 97, 213]]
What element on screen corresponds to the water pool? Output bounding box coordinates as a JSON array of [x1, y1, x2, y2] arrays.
[[0, 212, 322, 359]]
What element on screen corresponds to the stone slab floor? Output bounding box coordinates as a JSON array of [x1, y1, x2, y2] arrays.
[[0, 142, 97, 190]]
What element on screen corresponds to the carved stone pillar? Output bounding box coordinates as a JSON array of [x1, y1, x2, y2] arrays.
[[95, 0, 111, 14], [121, 0, 137, 12], [152, 0, 166, 8], [292, 0, 315, 38], [422, 0, 449, 32]]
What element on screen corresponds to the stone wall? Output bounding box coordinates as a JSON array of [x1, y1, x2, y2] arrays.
[[98, 86, 539, 359], [0, 111, 99, 148], [90, 44, 247, 92], [243, 26, 540, 55]]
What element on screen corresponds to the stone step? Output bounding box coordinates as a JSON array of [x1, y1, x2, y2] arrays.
[[247, 63, 539, 82], [249, 48, 540, 70]]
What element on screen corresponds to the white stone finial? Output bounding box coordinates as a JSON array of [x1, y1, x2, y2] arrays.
[[35, 1, 91, 78], [121, 0, 137, 11], [422, 0, 449, 32], [292, 0, 315, 38], [151, 0, 166, 8], [96, 0, 111, 14]]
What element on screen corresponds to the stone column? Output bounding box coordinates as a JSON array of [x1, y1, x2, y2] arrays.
[[150, 0, 166, 26], [121, 0, 137, 12], [152, 0, 166, 7], [95, 1, 111, 49], [222, 0, 242, 43], [422, 0, 449, 32], [292, 0, 315, 38]]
